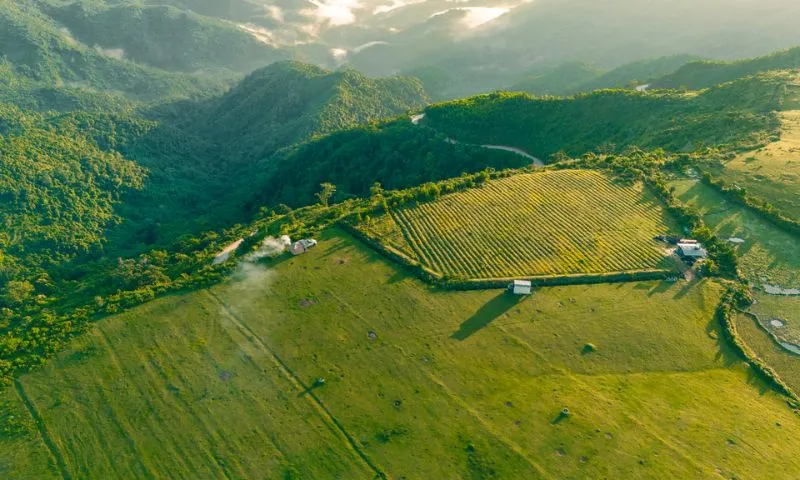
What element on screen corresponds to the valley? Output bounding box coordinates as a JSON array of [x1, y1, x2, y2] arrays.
[[2, 2, 800, 478]]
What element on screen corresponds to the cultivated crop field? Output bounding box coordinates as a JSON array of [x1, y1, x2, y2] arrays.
[[3, 231, 800, 479], [370, 170, 678, 279]]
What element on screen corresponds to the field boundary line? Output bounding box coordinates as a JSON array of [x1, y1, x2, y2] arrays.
[[13, 379, 72, 480], [205, 290, 386, 480]]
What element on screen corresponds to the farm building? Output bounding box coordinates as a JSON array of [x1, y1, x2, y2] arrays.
[[291, 238, 318, 256], [677, 240, 707, 260], [509, 280, 532, 295]]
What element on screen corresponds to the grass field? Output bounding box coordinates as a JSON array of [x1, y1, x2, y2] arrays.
[[734, 312, 800, 395], [707, 110, 800, 220], [670, 177, 800, 372], [2, 230, 800, 479], [671, 179, 800, 290], [750, 294, 800, 346], [366, 170, 678, 279]]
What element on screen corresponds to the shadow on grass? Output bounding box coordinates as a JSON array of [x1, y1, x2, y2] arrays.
[[451, 293, 523, 341], [297, 381, 324, 398]]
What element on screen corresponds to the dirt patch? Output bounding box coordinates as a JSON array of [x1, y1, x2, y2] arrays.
[[299, 298, 316, 308], [763, 284, 800, 295]]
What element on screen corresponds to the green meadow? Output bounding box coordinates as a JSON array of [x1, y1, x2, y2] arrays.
[[2, 230, 799, 479], [707, 110, 800, 219]]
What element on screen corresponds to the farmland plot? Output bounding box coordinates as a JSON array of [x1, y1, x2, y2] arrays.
[[371, 170, 678, 279], [3, 231, 800, 479]]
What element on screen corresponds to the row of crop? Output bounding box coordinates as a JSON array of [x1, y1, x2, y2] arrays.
[[699, 171, 800, 236], [716, 287, 799, 404], [338, 219, 442, 282], [393, 176, 668, 277]]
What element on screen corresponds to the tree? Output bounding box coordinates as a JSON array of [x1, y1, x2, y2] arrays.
[[316, 182, 337, 207], [3, 280, 35, 307], [369, 182, 384, 202]]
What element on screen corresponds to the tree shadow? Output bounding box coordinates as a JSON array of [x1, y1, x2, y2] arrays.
[[647, 280, 674, 296], [451, 293, 524, 341]]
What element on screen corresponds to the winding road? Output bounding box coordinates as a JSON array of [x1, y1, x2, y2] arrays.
[[411, 113, 544, 167]]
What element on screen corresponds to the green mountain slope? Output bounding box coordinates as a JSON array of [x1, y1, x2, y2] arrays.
[[0, 1, 227, 102], [510, 62, 604, 96], [40, 1, 286, 73], [422, 71, 791, 159], [0, 104, 145, 296], [255, 120, 528, 207], [191, 61, 429, 162], [654, 48, 800, 90], [574, 55, 702, 92]]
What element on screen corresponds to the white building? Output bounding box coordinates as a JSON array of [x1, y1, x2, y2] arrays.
[[509, 280, 532, 295], [677, 241, 707, 260]]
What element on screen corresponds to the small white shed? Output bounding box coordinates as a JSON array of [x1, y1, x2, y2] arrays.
[[510, 280, 532, 295]]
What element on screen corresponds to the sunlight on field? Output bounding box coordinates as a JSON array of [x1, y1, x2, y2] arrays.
[[369, 170, 678, 279], [2, 231, 799, 479], [711, 110, 800, 219]]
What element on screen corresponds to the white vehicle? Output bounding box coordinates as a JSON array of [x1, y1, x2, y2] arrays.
[[290, 238, 318, 256]]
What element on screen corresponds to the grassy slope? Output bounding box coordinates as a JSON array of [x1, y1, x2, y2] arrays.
[[734, 312, 800, 395], [3, 231, 800, 478], [708, 109, 800, 220], [749, 295, 800, 345], [670, 177, 800, 376], [671, 179, 800, 289], [366, 170, 678, 279]]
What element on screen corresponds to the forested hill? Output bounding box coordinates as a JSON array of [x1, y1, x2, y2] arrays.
[[0, 104, 145, 293], [422, 71, 793, 160], [188, 61, 429, 162], [509, 55, 700, 96], [653, 48, 800, 90], [38, 1, 286, 73], [253, 120, 529, 207], [0, 1, 228, 102]]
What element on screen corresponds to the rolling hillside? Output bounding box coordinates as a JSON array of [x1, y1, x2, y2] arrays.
[[189, 61, 429, 162], [39, 0, 286, 73], [654, 47, 800, 90], [3, 231, 800, 478], [422, 72, 791, 159], [0, 1, 228, 102]]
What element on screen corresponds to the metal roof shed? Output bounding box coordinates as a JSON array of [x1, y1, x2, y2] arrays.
[[510, 280, 532, 295]]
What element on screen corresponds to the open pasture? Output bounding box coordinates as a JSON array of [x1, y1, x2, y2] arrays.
[[708, 110, 800, 220], [370, 170, 678, 279], [2, 231, 800, 479]]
